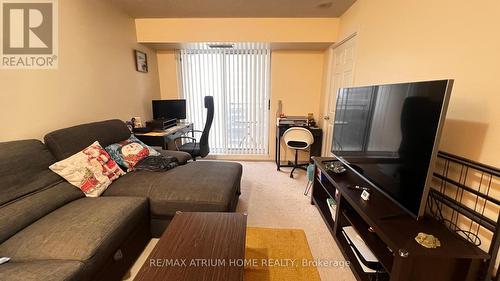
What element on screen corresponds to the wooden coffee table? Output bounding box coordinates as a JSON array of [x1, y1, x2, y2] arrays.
[[134, 212, 247, 281]]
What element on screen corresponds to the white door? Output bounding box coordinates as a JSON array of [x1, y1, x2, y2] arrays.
[[322, 35, 357, 156]]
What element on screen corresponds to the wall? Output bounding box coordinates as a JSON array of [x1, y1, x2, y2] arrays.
[[337, 0, 500, 269], [0, 0, 160, 141], [338, 0, 500, 167], [148, 18, 334, 160], [157, 50, 180, 99], [270, 50, 325, 161], [136, 18, 339, 43]]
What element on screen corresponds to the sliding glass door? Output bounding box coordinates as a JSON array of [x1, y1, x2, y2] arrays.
[[179, 43, 270, 155]]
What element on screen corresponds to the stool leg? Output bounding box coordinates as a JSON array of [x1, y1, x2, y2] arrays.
[[304, 181, 312, 195], [290, 149, 298, 178]]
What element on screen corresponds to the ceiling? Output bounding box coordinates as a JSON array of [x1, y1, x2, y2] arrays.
[[110, 0, 356, 18]]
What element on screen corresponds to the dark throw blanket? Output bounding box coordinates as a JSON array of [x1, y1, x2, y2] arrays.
[[134, 155, 179, 172]]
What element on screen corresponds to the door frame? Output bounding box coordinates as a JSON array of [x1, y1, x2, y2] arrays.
[[321, 32, 358, 156]]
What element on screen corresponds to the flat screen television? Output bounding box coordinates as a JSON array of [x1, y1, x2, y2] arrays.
[[152, 99, 187, 120], [331, 80, 454, 219]]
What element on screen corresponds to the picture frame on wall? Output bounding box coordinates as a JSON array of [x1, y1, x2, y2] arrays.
[[134, 50, 148, 73]]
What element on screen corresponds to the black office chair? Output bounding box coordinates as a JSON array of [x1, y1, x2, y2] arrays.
[[174, 96, 214, 160]]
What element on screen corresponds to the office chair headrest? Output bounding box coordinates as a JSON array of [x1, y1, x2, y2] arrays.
[[204, 96, 214, 109]]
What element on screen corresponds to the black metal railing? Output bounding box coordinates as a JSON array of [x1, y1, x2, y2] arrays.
[[427, 151, 500, 281]]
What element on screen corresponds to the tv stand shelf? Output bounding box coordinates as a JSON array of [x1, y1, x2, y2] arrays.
[[312, 157, 488, 281]]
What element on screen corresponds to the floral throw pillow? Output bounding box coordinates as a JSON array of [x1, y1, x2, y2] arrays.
[[105, 135, 160, 172], [49, 141, 126, 197]]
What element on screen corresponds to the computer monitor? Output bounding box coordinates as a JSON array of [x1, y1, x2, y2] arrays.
[[152, 99, 187, 120]]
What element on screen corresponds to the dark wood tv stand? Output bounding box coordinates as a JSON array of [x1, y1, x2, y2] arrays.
[[311, 156, 488, 281]]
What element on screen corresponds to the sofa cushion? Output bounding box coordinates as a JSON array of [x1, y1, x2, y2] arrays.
[[104, 161, 242, 218], [0, 260, 83, 281], [0, 182, 84, 244], [0, 140, 62, 206], [149, 161, 242, 216], [102, 170, 162, 197], [44, 119, 131, 161], [0, 197, 148, 274]]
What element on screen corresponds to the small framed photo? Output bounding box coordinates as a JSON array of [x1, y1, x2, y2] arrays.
[[134, 50, 148, 73]]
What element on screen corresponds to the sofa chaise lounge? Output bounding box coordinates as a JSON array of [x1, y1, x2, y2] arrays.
[[0, 119, 242, 281]]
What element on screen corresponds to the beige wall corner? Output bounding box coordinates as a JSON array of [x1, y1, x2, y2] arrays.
[[0, 0, 161, 142], [338, 0, 500, 167]]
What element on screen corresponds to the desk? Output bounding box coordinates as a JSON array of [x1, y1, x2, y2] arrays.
[[134, 123, 193, 150], [275, 124, 322, 170]]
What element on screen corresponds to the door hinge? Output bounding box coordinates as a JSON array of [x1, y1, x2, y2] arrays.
[[268, 99, 271, 110]]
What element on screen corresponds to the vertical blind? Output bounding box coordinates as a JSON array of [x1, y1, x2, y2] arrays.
[[178, 43, 271, 155]]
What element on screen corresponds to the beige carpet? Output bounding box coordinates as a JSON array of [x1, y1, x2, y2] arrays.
[[124, 161, 355, 281]]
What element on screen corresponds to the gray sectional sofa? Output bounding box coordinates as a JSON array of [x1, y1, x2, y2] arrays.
[[0, 120, 242, 281]]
